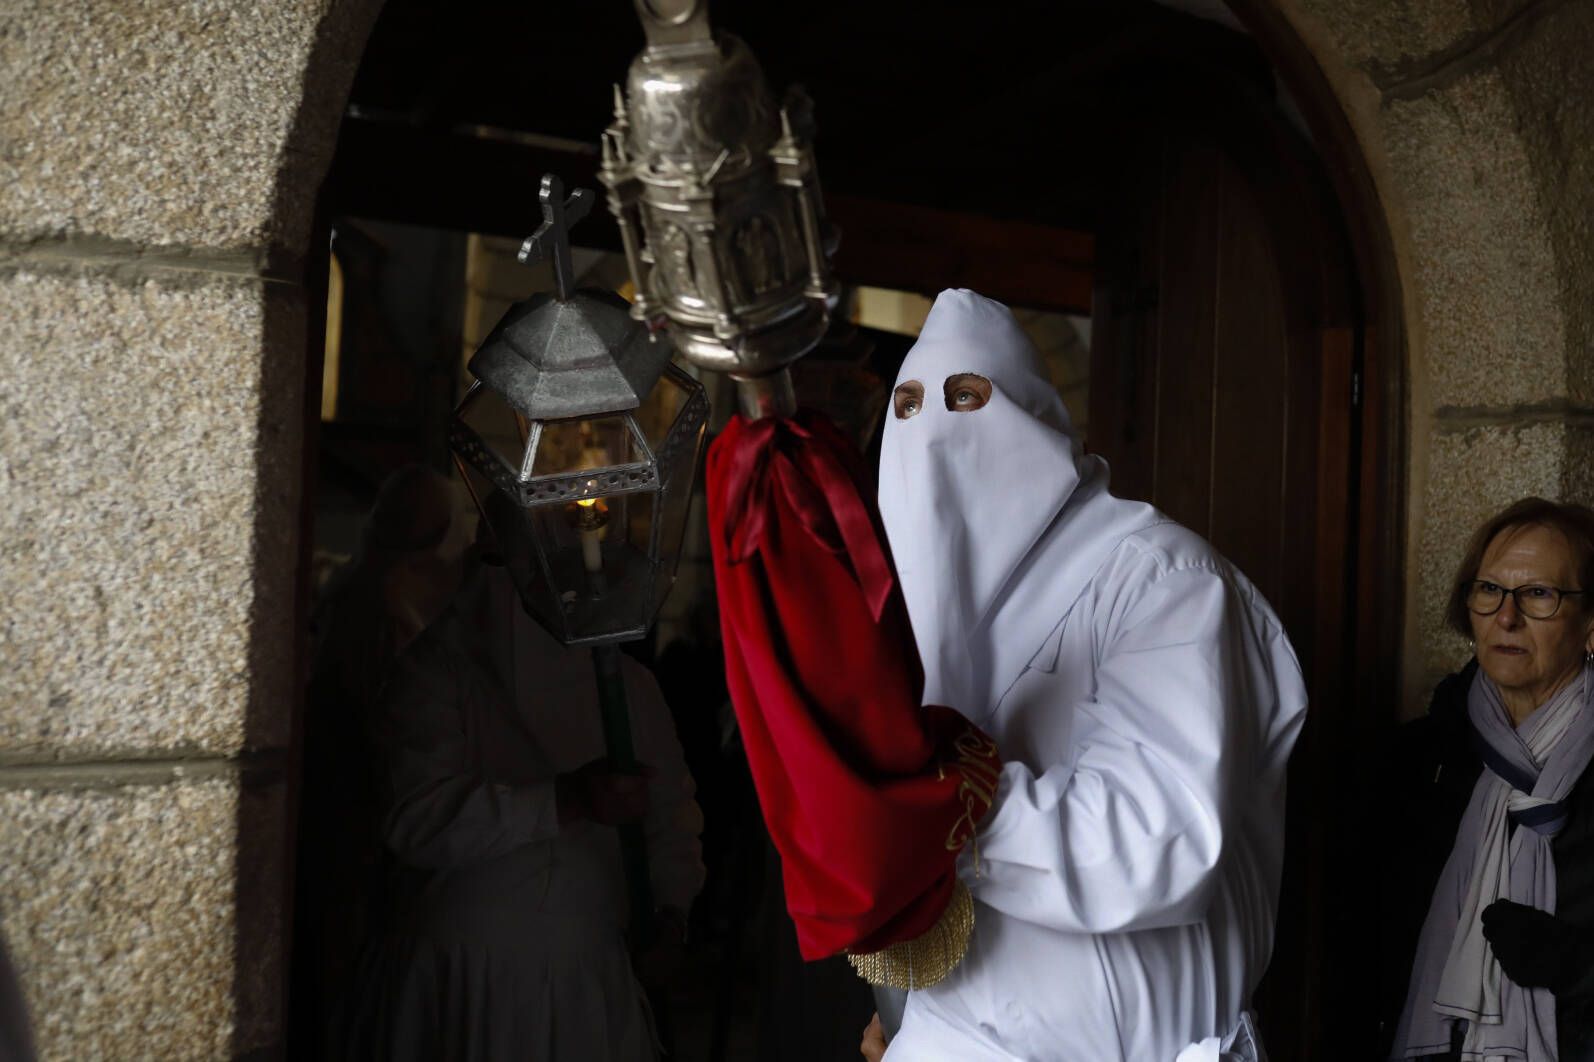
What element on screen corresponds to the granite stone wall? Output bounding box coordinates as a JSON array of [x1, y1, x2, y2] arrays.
[[1, 0, 1592, 1056], [1268, 0, 1594, 709], [0, 1, 378, 1057]]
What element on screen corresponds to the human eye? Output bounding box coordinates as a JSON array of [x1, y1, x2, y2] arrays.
[[1522, 585, 1555, 599], [1477, 581, 1503, 594], [942, 373, 992, 413], [893, 381, 925, 420]]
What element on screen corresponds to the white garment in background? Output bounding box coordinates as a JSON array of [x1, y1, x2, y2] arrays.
[[346, 563, 705, 1062], [877, 290, 1306, 1061]]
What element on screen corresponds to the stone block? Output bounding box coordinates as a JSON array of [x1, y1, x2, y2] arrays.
[[0, 772, 287, 1060], [1288, 0, 1477, 69], [1412, 418, 1587, 690], [0, 266, 306, 757], [1561, 421, 1594, 510], [1383, 67, 1567, 410], [1490, 0, 1594, 403], [0, 0, 374, 254]]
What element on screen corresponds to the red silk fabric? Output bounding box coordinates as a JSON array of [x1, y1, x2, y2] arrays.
[[707, 410, 1001, 959]]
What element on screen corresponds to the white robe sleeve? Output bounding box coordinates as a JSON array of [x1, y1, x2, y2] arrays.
[[376, 633, 561, 870], [964, 564, 1269, 934], [623, 661, 707, 914]]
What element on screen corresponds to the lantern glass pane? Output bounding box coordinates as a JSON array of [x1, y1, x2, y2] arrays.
[[530, 413, 644, 479], [526, 499, 652, 643], [455, 383, 531, 481], [450, 358, 707, 646], [449, 455, 561, 638], [634, 362, 692, 452], [562, 427, 658, 645]]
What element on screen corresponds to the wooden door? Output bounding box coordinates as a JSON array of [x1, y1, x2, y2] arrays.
[[1087, 77, 1363, 1060]]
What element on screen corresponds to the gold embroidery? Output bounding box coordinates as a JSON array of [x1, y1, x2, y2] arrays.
[[846, 728, 996, 990], [951, 729, 999, 760], [942, 726, 999, 854], [959, 773, 995, 807], [846, 880, 975, 990], [958, 753, 1001, 792]]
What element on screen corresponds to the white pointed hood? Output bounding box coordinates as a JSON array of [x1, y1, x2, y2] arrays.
[[878, 289, 1160, 717]]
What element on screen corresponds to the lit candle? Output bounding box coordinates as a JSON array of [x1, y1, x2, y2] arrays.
[[571, 497, 608, 575]]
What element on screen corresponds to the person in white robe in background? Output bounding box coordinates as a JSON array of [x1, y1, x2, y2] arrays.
[[297, 465, 478, 1057], [870, 289, 1308, 1062], [344, 513, 705, 1061]]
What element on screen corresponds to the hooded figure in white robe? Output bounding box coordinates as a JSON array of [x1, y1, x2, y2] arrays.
[[342, 559, 705, 1062], [874, 289, 1307, 1062]]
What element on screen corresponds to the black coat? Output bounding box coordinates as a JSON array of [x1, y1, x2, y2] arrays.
[[1377, 661, 1594, 1061]]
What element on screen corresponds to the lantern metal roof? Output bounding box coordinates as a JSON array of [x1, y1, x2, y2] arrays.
[[466, 288, 670, 420], [462, 172, 672, 421]]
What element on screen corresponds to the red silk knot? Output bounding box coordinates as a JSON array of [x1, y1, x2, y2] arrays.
[[716, 412, 896, 623], [706, 408, 1003, 960]]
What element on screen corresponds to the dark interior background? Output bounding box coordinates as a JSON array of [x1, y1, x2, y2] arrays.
[[298, 3, 1392, 1058], [328, 0, 1269, 266]]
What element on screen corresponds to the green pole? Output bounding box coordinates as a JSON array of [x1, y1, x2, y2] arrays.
[[591, 642, 654, 942]]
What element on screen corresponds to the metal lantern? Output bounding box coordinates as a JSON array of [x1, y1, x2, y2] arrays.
[[450, 175, 709, 649], [601, 0, 838, 417], [450, 173, 708, 938]]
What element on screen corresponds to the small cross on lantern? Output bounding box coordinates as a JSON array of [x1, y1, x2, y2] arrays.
[[518, 174, 594, 301]]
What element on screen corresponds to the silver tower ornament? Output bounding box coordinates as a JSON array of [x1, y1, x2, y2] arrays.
[[602, 0, 837, 417]]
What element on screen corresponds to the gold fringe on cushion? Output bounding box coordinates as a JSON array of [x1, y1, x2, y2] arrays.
[[845, 880, 975, 990]]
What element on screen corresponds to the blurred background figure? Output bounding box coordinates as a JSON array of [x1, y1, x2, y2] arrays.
[[291, 464, 476, 1057], [335, 489, 705, 1061]]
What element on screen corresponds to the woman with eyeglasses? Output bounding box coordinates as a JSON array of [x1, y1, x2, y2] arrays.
[[1383, 497, 1594, 1061]]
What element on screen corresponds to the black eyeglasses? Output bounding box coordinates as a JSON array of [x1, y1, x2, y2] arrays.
[[1465, 580, 1588, 620]]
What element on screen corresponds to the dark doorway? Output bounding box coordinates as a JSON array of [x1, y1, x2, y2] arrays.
[[1087, 60, 1370, 1059], [290, 3, 1407, 1059]]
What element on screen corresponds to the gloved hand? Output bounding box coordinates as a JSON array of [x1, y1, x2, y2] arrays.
[[555, 759, 653, 827], [1481, 899, 1590, 993]]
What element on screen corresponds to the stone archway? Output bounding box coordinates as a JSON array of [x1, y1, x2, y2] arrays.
[[1238, 0, 1594, 709], [0, 3, 384, 1056], [1, 0, 1590, 1055]]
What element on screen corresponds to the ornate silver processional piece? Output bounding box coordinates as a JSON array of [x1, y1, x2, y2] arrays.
[[601, 0, 838, 418]]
